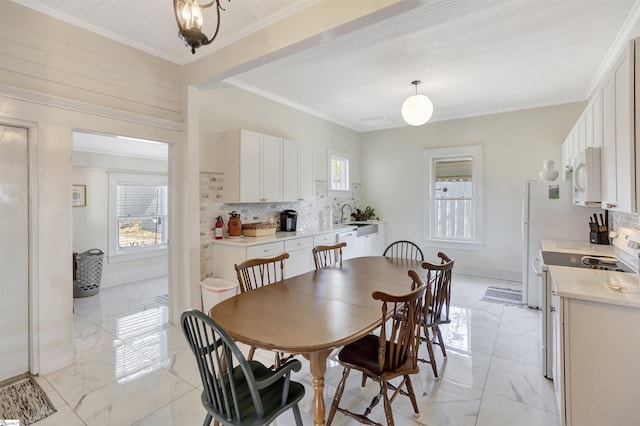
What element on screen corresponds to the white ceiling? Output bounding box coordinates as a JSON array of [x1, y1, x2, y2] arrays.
[[12, 0, 640, 132], [73, 132, 168, 160]]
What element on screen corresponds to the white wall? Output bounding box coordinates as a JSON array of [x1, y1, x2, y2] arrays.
[[361, 102, 586, 280], [0, 2, 188, 376], [198, 84, 361, 182], [72, 152, 168, 287]]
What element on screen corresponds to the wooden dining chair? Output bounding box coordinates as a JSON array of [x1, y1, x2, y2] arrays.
[[327, 270, 427, 426], [383, 240, 424, 261], [312, 242, 347, 270], [419, 251, 454, 380], [181, 309, 305, 426], [234, 252, 289, 292], [234, 252, 292, 368]]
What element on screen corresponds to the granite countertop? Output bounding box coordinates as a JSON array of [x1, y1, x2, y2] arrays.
[[212, 224, 358, 247], [542, 240, 640, 309]]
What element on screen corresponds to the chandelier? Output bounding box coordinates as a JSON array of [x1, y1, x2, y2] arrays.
[[401, 80, 434, 126], [174, 0, 230, 55]]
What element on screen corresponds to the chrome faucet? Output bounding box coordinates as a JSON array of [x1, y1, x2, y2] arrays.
[[341, 203, 352, 223]]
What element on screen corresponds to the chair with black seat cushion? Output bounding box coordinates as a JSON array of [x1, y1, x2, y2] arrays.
[[419, 251, 454, 381], [327, 270, 428, 426], [312, 242, 347, 270], [383, 240, 424, 261], [181, 309, 305, 426], [234, 253, 292, 368]]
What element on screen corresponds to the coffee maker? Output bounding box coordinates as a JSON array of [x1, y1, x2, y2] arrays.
[[280, 210, 298, 232]]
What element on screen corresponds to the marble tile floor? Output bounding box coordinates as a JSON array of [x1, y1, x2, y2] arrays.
[[31, 274, 561, 425]]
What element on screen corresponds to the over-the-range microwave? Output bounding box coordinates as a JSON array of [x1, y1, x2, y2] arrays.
[[573, 147, 601, 206]]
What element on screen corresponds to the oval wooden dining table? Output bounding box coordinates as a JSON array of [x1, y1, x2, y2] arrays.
[[208, 256, 425, 426]]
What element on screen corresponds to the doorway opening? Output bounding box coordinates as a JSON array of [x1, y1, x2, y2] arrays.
[[71, 131, 171, 318]]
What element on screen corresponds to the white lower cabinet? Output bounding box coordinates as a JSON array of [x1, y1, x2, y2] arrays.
[[376, 223, 386, 255], [213, 241, 285, 281], [284, 237, 313, 278], [359, 224, 386, 256], [557, 296, 640, 425], [212, 227, 383, 282], [551, 291, 564, 424]]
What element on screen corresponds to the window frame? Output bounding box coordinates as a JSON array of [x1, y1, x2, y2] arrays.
[[423, 144, 483, 250], [108, 172, 168, 263], [328, 149, 351, 197]]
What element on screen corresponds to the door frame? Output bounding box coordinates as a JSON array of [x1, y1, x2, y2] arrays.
[[0, 117, 40, 375]]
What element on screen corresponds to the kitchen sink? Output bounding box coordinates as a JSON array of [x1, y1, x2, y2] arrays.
[[347, 222, 379, 237], [541, 251, 634, 273]]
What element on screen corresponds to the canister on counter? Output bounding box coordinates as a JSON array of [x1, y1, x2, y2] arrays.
[[228, 211, 242, 237]]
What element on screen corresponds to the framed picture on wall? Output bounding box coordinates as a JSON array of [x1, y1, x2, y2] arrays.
[[72, 184, 86, 207]]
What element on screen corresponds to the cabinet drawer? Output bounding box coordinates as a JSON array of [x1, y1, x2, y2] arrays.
[[313, 233, 337, 246], [246, 241, 285, 258], [285, 237, 314, 251]]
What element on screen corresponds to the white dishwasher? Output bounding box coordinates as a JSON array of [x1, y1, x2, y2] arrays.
[[336, 230, 358, 260]]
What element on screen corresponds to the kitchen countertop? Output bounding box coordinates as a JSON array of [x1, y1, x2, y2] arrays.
[[542, 239, 640, 309], [212, 224, 358, 247]]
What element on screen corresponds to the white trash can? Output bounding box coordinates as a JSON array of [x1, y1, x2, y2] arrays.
[[200, 278, 238, 314]]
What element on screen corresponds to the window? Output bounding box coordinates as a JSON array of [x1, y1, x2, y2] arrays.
[[329, 150, 350, 192], [109, 173, 168, 261], [424, 145, 483, 249]]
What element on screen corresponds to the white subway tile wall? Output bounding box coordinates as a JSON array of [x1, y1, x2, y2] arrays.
[[611, 211, 640, 233], [199, 172, 360, 279]]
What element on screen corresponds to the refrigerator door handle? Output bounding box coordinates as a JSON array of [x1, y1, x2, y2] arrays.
[[531, 257, 542, 277]]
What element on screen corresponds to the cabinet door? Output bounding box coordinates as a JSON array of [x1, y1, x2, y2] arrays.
[[239, 130, 262, 202], [261, 134, 283, 202], [575, 113, 586, 155], [601, 41, 636, 212], [282, 139, 299, 202], [613, 41, 635, 212], [375, 225, 386, 256], [602, 74, 617, 208], [282, 140, 314, 202], [561, 136, 572, 176], [591, 90, 603, 148], [298, 142, 314, 201]]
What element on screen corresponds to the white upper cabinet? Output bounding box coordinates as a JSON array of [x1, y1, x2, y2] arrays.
[[601, 40, 636, 213], [586, 90, 603, 149], [261, 134, 283, 202], [283, 139, 314, 202], [224, 129, 283, 203]]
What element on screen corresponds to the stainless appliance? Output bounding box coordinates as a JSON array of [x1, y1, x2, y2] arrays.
[[522, 180, 602, 309], [537, 227, 640, 379], [572, 147, 602, 206], [280, 210, 297, 232]]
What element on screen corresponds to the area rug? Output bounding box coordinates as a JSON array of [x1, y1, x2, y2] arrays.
[[0, 376, 56, 425], [481, 286, 524, 307]]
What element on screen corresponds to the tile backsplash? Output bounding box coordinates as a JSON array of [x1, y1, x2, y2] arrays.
[[199, 172, 361, 279], [611, 211, 640, 232]]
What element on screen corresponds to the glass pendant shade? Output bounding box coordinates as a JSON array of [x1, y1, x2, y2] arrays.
[[402, 94, 433, 126]]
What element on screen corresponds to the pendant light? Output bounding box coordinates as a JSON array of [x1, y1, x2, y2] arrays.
[[174, 0, 230, 55], [401, 80, 433, 126]]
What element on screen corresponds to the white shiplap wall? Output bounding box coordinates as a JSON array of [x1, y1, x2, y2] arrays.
[[0, 0, 184, 123]]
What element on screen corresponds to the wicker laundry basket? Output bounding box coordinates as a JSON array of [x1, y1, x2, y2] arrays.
[[73, 249, 104, 298]]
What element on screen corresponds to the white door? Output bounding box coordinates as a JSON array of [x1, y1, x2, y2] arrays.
[[0, 125, 29, 381]]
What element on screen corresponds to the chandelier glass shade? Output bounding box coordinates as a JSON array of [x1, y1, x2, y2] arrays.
[[174, 0, 228, 54], [401, 80, 433, 126]]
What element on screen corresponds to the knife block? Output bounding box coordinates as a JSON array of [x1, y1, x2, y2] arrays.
[[590, 231, 609, 245]]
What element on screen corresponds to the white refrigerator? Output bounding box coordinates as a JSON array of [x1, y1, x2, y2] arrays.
[[521, 180, 602, 308]]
